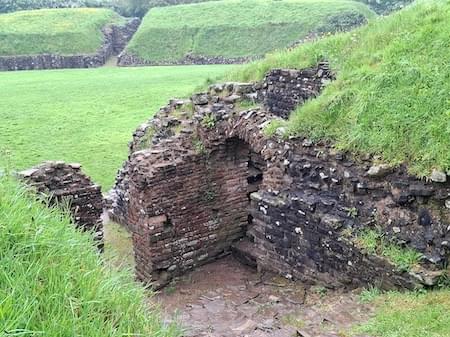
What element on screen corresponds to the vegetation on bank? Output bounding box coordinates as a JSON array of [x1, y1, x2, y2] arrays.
[[355, 229, 422, 272], [0, 64, 231, 188], [0, 0, 411, 17], [229, 0, 450, 177], [356, 289, 450, 337], [0, 8, 124, 56], [0, 174, 180, 336], [125, 0, 375, 63]]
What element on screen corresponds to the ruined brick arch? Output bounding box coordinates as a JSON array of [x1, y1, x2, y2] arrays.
[[127, 128, 272, 288], [111, 69, 450, 291]]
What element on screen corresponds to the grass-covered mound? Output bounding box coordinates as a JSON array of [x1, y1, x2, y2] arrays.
[[229, 0, 450, 177], [0, 8, 124, 56], [125, 0, 375, 63], [0, 64, 231, 188], [0, 174, 180, 336]]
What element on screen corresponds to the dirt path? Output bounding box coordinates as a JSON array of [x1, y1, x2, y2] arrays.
[[156, 256, 373, 337], [103, 222, 373, 336]]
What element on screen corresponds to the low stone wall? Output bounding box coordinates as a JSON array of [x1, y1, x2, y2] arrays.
[[0, 18, 140, 71], [109, 64, 449, 290], [20, 161, 104, 249], [112, 18, 141, 55], [117, 52, 253, 67], [260, 62, 335, 118]]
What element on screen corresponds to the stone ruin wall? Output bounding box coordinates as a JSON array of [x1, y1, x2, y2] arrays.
[[20, 161, 104, 249], [109, 63, 450, 290], [118, 52, 253, 67], [0, 18, 140, 71]]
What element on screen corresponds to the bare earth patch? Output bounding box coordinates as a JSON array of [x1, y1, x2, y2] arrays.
[[102, 221, 373, 336], [156, 256, 373, 337]]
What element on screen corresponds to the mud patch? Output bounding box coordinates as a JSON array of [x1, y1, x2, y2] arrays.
[[156, 256, 373, 337], [102, 220, 373, 336]]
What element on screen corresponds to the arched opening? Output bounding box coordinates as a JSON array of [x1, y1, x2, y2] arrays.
[[129, 136, 266, 288]]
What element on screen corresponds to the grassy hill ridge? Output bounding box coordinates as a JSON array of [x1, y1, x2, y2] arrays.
[[0, 8, 124, 56], [228, 0, 450, 177], [125, 0, 375, 63]]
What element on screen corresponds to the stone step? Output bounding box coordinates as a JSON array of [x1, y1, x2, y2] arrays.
[[231, 238, 261, 269]]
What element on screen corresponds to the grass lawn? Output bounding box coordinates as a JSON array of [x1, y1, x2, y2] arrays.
[[0, 174, 181, 336], [356, 289, 450, 337], [125, 0, 375, 62], [228, 0, 450, 177], [0, 64, 232, 189], [0, 8, 124, 56]]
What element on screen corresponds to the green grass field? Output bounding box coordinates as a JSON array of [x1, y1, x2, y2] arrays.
[[0, 174, 181, 336], [0, 8, 124, 56], [228, 0, 450, 177], [0, 65, 232, 189], [125, 0, 375, 63], [356, 289, 450, 337]]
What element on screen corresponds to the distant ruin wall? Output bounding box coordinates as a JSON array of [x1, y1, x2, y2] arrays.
[[109, 64, 449, 289], [0, 18, 140, 71], [260, 62, 334, 118], [117, 52, 253, 67], [20, 161, 104, 249]]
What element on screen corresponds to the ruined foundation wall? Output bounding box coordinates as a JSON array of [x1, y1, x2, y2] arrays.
[[118, 52, 253, 67], [110, 64, 449, 289], [128, 140, 250, 287], [260, 62, 334, 118], [20, 161, 104, 249]]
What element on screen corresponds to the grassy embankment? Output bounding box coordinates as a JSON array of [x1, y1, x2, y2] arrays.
[[225, 1, 450, 335], [228, 0, 450, 178], [0, 65, 232, 188], [0, 174, 181, 336], [125, 0, 375, 63], [0, 8, 124, 56]]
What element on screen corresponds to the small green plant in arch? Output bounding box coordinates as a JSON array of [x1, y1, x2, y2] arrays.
[[202, 189, 217, 202], [345, 207, 358, 218], [136, 125, 157, 151], [192, 137, 206, 155], [237, 99, 259, 110], [201, 114, 216, 129]]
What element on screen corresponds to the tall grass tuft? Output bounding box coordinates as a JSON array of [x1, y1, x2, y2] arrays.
[[0, 174, 180, 337]]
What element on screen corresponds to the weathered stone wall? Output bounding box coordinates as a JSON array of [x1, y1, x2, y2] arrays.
[[0, 18, 140, 71], [118, 52, 253, 67], [110, 64, 449, 290], [20, 161, 104, 249], [128, 139, 252, 287], [113, 18, 141, 55], [260, 62, 334, 118]]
